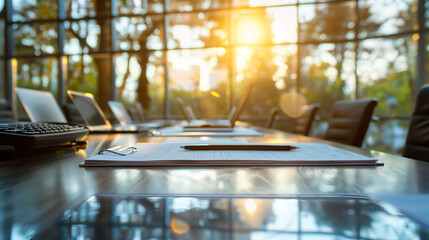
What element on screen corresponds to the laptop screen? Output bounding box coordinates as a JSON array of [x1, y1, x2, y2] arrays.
[[108, 101, 133, 124], [16, 87, 67, 123], [67, 91, 108, 126]]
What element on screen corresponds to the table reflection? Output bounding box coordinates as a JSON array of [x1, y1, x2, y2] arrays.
[[35, 195, 429, 239]]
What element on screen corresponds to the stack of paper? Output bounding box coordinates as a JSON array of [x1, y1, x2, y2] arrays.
[[80, 142, 382, 167]]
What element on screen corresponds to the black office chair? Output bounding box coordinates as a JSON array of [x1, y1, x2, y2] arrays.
[[292, 103, 320, 136], [0, 101, 15, 122], [324, 99, 377, 147], [265, 107, 279, 129], [403, 85, 429, 162]]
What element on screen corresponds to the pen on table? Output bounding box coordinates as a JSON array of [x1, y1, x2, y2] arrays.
[[181, 144, 298, 151]]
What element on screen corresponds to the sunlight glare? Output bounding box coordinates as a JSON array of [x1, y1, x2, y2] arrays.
[[245, 199, 257, 214], [170, 217, 190, 235], [279, 92, 307, 118], [236, 16, 265, 44]]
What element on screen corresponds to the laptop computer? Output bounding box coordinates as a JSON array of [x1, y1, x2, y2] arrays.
[[67, 91, 146, 133], [16, 88, 68, 123], [182, 84, 253, 132], [107, 101, 166, 129]]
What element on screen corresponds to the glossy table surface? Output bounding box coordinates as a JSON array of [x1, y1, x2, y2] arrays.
[[1, 126, 429, 238]]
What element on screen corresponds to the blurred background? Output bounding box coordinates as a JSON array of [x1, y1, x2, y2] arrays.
[[0, 0, 427, 154]]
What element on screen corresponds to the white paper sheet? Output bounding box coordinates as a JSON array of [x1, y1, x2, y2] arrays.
[[151, 126, 263, 137], [82, 142, 381, 167]]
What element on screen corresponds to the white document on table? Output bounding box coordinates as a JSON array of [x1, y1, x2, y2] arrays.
[[152, 126, 263, 137], [81, 142, 381, 167]]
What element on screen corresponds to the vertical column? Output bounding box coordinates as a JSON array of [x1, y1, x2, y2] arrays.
[[354, 0, 360, 99], [111, 0, 117, 101], [417, 0, 426, 91], [163, 0, 169, 119], [58, 0, 66, 105], [5, 0, 14, 115]]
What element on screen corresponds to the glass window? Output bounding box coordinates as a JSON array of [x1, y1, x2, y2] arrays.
[[235, 45, 298, 116], [64, 20, 109, 54], [65, 0, 98, 19], [12, 0, 58, 21], [167, 11, 229, 49], [13, 23, 58, 56], [358, 0, 418, 38], [115, 51, 165, 117], [233, 0, 296, 7], [426, 1, 429, 28], [299, 2, 356, 42], [300, 43, 356, 116], [366, 119, 409, 155], [168, 48, 229, 118], [15, 57, 59, 94], [357, 36, 416, 116], [169, 0, 228, 12], [117, 0, 163, 14], [65, 54, 99, 96], [232, 7, 297, 45], [115, 16, 164, 51]]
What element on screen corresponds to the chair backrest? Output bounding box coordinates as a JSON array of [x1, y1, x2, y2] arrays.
[[293, 103, 320, 136], [403, 85, 429, 162], [0, 101, 15, 122], [324, 99, 377, 147], [266, 107, 279, 129]]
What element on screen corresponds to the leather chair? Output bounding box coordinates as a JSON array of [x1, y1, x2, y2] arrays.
[[324, 99, 377, 147], [292, 103, 320, 136], [266, 107, 279, 129], [0, 101, 14, 122], [403, 85, 429, 162]]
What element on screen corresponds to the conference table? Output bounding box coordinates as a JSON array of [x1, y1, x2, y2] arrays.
[[1, 125, 429, 239]]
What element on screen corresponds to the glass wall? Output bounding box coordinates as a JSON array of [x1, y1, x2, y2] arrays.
[[1, 0, 427, 154]]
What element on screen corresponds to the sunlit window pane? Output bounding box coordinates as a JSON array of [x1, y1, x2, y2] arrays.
[[167, 12, 229, 49], [300, 43, 356, 116], [0, 19, 4, 56], [235, 45, 297, 116], [115, 51, 165, 117], [358, 0, 417, 38], [299, 0, 341, 3], [299, 2, 356, 42], [64, 20, 109, 54], [65, 54, 99, 97], [117, 0, 164, 14], [232, 7, 297, 45], [115, 16, 164, 51], [65, 0, 99, 18], [0, 60, 5, 100], [169, 0, 228, 11], [233, 0, 296, 7], [15, 57, 59, 93], [168, 48, 229, 118], [13, 23, 58, 56], [426, 1, 429, 28], [12, 0, 57, 21], [357, 37, 416, 116], [366, 119, 409, 155]]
